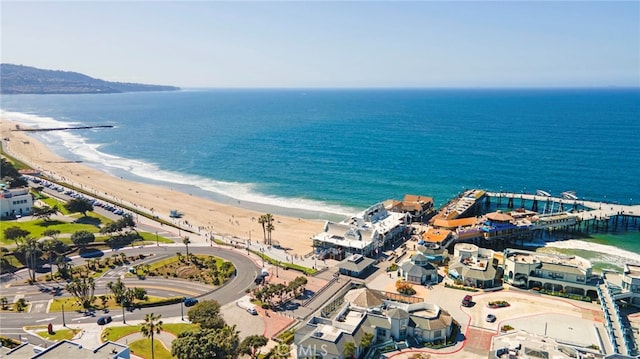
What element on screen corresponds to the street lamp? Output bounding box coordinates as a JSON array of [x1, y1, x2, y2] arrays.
[[155, 231, 159, 247], [276, 261, 279, 278], [122, 300, 127, 324], [62, 302, 66, 327], [180, 298, 184, 321]]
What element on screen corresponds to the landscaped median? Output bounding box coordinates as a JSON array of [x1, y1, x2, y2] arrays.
[[48, 296, 185, 312]]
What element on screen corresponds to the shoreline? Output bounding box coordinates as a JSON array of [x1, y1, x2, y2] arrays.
[[1, 119, 325, 256]]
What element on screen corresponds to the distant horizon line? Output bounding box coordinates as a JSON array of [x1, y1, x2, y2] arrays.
[[178, 86, 640, 91]]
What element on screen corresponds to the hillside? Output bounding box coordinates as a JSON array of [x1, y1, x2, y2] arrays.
[[0, 64, 180, 94]]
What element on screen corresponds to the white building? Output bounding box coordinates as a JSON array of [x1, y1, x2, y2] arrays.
[[313, 203, 408, 259], [294, 288, 453, 359], [448, 243, 500, 289], [0, 187, 33, 219], [503, 248, 596, 297]]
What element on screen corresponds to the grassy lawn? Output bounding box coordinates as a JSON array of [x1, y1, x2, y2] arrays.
[[102, 323, 198, 342], [0, 254, 24, 273], [138, 232, 174, 244], [101, 325, 141, 341], [129, 338, 173, 359], [36, 328, 81, 341], [0, 220, 102, 245]]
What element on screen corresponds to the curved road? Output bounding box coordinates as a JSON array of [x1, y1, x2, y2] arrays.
[[0, 246, 260, 345]]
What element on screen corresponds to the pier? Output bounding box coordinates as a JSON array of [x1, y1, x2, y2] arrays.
[[11, 125, 114, 132], [485, 191, 640, 234]]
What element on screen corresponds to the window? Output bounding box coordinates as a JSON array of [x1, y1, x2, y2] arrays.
[[434, 330, 442, 338]]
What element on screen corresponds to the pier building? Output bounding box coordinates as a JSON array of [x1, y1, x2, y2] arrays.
[[430, 189, 485, 222], [384, 194, 436, 223], [486, 191, 640, 234], [312, 203, 408, 259], [503, 248, 598, 298]]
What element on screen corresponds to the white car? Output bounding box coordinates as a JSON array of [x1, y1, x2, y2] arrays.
[[246, 307, 258, 315]]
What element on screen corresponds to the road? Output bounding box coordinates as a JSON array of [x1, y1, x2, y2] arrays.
[[0, 246, 260, 345]]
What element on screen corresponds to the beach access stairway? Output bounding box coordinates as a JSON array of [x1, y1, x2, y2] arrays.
[[597, 280, 633, 355]]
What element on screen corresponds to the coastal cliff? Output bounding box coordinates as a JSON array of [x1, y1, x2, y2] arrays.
[[0, 64, 180, 94]]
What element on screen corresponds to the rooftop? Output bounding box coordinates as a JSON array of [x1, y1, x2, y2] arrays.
[[624, 263, 640, 278], [506, 248, 591, 272]]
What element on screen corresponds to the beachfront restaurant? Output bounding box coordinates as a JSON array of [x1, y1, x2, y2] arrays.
[[312, 221, 380, 259]]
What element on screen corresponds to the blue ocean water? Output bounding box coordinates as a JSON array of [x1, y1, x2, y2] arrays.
[[2, 88, 639, 260]]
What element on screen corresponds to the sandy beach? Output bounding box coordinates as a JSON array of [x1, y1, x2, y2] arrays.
[[1, 119, 325, 255]]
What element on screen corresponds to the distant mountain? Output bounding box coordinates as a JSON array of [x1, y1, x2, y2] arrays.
[[0, 64, 180, 94]]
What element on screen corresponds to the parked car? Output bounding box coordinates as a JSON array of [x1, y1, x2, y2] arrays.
[[97, 316, 112, 325], [184, 298, 198, 307], [486, 314, 496, 323], [246, 307, 258, 315], [462, 295, 473, 307]]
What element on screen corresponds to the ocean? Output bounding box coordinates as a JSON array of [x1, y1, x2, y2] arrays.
[[1, 88, 639, 269]]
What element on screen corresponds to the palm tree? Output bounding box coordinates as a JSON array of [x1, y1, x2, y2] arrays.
[[19, 238, 40, 282], [140, 313, 163, 359], [258, 215, 267, 244], [182, 237, 191, 261], [264, 213, 275, 245], [41, 238, 58, 279]]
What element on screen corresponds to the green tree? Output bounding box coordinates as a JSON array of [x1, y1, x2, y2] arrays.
[[32, 205, 58, 222], [14, 298, 28, 312], [266, 343, 290, 359], [258, 215, 267, 244], [0, 158, 28, 188], [171, 326, 240, 359], [107, 279, 126, 304], [0, 296, 8, 310], [239, 335, 268, 358], [70, 230, 95, 248], [343, 341, 356, 359], [117, 214, 137, 234], [258, 213, 275, 245], [41, 238, 60, 279], [182, 237, 191, 260], [141, 313, 163, 359], [361, 332, 374, 349], [3, 226, 30, 246], [187, 300, 226, 329], [17, 237, 40, 282], [64, 197, 94, 216], [265, 214, 275, 246], [133, 287, 147, 300], [66, 276, 96, 309]]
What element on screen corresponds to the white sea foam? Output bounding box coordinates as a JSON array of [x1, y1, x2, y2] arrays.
[[544, 239, 640, 266], [2, 110, 357, 218]]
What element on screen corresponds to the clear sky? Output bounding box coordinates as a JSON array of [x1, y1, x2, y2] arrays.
[[1, 1, 639, 88]]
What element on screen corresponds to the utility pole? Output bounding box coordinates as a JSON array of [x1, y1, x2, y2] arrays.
[[155, 231, 159, 247]]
